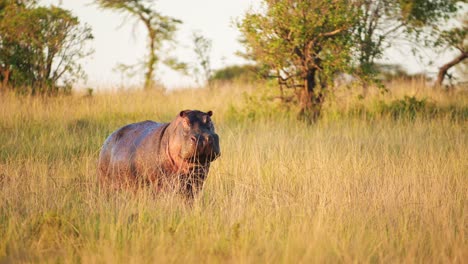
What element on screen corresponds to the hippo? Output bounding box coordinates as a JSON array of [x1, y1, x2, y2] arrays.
[[97, 110, 220, 198]]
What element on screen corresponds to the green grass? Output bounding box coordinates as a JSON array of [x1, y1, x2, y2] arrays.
[[0, 83, 467, 263]]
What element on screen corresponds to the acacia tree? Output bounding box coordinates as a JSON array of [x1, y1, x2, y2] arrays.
[[353, 0, 460, 94], [0, 2, 93, 94], [239, 0, 358, 121], [396, 0, 464, 87], [354, 0, 403, 92], [95, 0, 181, 90], [192, 32, 212, 87], [0, 0, 34, 91], [434, 16, 467, 87]]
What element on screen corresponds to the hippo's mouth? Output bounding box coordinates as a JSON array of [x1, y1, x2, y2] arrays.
[[180, 145, 219, 163], [201, 150, 221, 162], [185, 148, 220, 164], [200, 138, 221, 162], [181, 133, 220, 163]]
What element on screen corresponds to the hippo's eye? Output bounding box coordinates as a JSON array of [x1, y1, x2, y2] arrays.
[[203, 116, 213, 126], [180, 122, 192, 136], [182, 118, 192, 128], [202, 119, 212, 129], [183, 123, 192, 132]]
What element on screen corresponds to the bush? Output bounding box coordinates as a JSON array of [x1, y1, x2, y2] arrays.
[[343, 96, 468, 121], [210, 65, 261, 83], [225, 90, 292, 123], [378, 96, 433, 120]]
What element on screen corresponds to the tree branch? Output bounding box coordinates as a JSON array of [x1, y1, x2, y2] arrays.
[[436, 51, 468, 87], [320, 28, 345, 37]]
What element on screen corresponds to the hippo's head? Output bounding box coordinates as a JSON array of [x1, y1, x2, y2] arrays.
[[175, 110, 220, 163]]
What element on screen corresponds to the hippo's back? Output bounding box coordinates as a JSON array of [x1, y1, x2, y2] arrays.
[[98, 120, 166, 186]]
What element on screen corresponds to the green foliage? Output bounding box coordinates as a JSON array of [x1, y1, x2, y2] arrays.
[[378, 96, 432, 120], [239, 0, 357, 85], [433, 14, 467, 86], [239, 0, 358, 121], [340, 96, 468, 121], [0, 2, 93, 94], [225, 92, 289, 123], [210, 65, 261, 83], [353, 0, 393, 83], [192, 32, 212, 86], [0, 0, 35, 9], [437, 25, 467, 51], [382, 96, 467, 121], [238, 0, 461, 91], [399, 0, 459, 27], [352, 0, 460, 88]]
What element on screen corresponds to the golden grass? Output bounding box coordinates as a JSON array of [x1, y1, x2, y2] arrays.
[[0, 83, 466, 263]]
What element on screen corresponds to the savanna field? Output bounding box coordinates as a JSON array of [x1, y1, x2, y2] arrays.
[[0, 82, 467, 263]]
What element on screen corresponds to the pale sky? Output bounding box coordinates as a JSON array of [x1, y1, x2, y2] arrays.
[[38, 0, 461, 90], [39, 0, 261, 89]]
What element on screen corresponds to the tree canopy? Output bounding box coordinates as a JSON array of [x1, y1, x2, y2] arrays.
[[0, 1, 93, 94], [431, 8, 467, 87], [239, 0, 465, 121], [239, 0, 358, 121], [351, 0, 459, 92]]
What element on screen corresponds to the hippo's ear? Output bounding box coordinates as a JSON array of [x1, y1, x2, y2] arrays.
[[207, 110, 213, 117], [179, 110, 190, 117]]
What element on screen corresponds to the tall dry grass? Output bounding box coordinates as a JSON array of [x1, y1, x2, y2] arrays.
[[0, 82, 466, 263]]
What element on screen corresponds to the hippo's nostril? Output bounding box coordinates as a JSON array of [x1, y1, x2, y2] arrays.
[[190, 135, 197, 143]]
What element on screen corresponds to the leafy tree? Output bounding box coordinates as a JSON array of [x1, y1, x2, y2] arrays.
[[353, 0, 402, 92], [434, 16, 467, 87], [95, 0, 181, 90], [353, 0, 460, 94], [0, 2, 93, 94], [0, 0, 34, 91], [0, 0, 35, 8], [192, 32, 212, 87], [210, 64, 260, 83], [239, 0, 358, 122]]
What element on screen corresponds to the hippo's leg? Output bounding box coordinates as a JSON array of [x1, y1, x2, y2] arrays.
[[182, 170, 208, 199]]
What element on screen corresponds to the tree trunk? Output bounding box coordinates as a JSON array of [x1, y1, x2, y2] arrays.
[[144, 41, 156, 90], [435, 51, 467, 88], [144, 28, 157, 90], [359, 60, 373, 98], [298, 69, 324, 123], [362, 82, 369, 98], [1, 68, 11, 92]]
